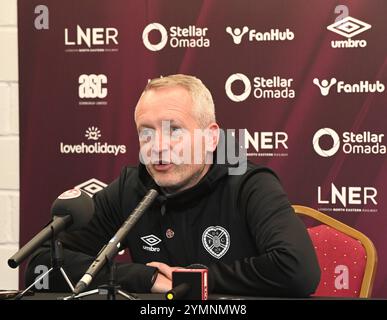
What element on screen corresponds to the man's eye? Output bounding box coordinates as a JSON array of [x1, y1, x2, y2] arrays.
[[139, 128, 155, 138], [171, 127, 182, 133]]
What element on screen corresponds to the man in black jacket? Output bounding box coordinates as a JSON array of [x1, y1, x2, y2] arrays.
[[26, 74, 320, 297]]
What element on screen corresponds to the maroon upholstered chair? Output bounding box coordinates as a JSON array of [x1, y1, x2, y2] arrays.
[[293, 205, 377, 298]]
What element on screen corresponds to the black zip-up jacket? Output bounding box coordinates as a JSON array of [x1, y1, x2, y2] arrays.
[[26, 161, 320, 297]]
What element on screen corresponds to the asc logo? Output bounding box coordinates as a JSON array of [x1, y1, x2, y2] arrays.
[[79, 74, 107, 99]]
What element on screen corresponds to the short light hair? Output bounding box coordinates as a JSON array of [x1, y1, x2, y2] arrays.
[[139, 74, 216, 127]]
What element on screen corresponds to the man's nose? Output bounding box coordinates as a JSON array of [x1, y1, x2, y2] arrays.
[[151, 131, 171, 153]]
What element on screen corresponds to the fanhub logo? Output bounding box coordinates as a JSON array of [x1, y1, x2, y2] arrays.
[[64, 25, 119, 52], [226, 26, 249, 44], [317, 183, 378, 213], [313, 77, 385, 95], [142, 22, 210, 51], [60, 127, 126, 156], [226, 26, 294, 44], [225, 73, 295, 102], [313, 78, 337, 96], [327, 16, 371, 48], [313, 128, 386, 157], [244, 130, 289, 157]]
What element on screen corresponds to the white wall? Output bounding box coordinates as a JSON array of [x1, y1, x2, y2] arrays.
[[0, 0, 19, 290]]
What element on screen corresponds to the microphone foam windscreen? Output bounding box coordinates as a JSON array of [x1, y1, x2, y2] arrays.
[[51, 189, 94, 231]]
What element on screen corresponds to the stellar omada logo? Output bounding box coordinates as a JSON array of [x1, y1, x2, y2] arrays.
[[142, 22, 210, 51]]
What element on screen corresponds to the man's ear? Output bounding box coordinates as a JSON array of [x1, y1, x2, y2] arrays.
[[205, 123, 220, 153]]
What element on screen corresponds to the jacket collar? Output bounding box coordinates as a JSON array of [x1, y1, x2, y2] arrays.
[[137, 160, 228, 208]]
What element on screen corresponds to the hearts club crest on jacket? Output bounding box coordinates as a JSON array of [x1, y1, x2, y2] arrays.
[[202, 226, 230, 259]]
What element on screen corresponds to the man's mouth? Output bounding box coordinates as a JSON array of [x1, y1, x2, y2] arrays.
[[152, 161, 173, 172]]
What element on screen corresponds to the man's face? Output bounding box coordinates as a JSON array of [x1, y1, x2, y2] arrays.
[[135, 86, 216, 193]]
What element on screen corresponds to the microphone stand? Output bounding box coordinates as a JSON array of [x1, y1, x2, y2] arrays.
[[99, 259, 135, 300], [14, 231, 74, 300], [63, 189, 159, 300], [63, 257, 137, 300]]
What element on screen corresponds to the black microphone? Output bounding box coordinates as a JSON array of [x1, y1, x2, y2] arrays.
[[8, 189, 94, 269], [72, 189, 159, 295], [166, 283, 191, 300]]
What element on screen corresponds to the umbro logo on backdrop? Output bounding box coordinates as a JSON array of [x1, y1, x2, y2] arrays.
[[327, 16, 371, 48]]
